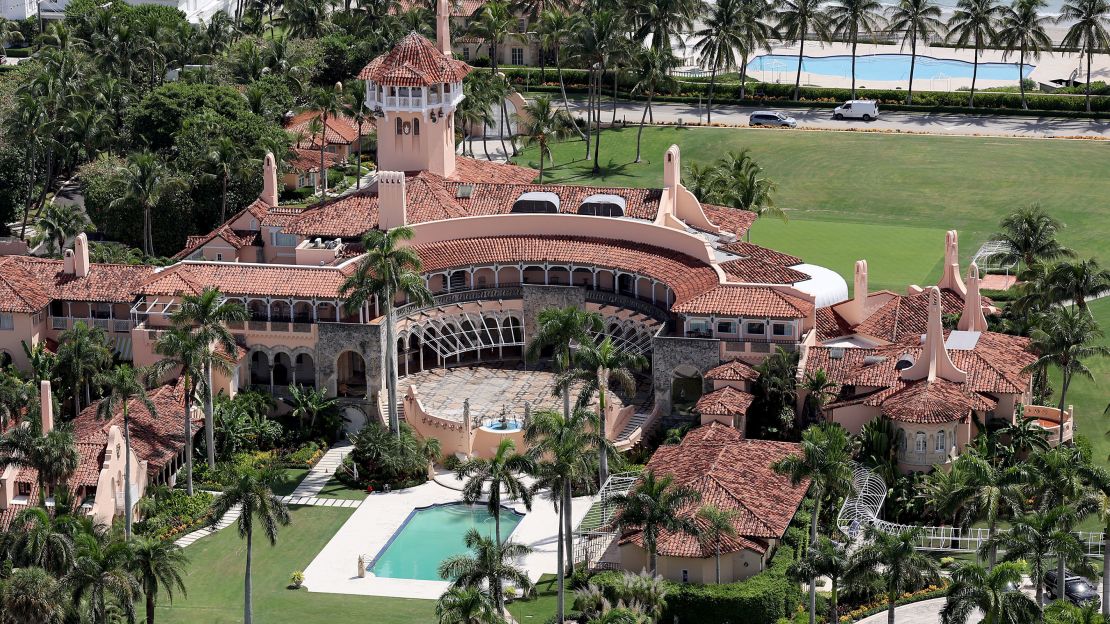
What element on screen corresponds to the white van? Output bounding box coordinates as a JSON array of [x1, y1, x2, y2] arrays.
[[833, 100, 879, 121]]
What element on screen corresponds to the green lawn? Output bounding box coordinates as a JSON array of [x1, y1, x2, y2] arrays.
[[507, 574, 560, 623], [157, 506, 436, 624], [1059, 297, 1110, 470], [515, 126, 1109, 284], [270, 468, 310, 497], [316, 476, 369, 500]]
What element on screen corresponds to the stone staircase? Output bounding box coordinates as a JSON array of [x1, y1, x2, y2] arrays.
[[289, 443, 353, 499], [616, 411, 650, 442]]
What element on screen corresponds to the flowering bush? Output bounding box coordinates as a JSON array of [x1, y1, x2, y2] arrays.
[[838, 582, 948, 623]]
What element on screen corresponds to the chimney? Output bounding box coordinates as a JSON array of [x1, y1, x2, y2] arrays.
[[40, 380, 53, 435], [841, 260, 869, 326], [261, 152, 279, 207], [436, 0, 451, 55], [63, 249, 75, 274], [901, 286, 966, 383], [73, 233, 90, 278], [663, 145, 681, 189], [936, 230, 967, 298], [957, 262, 989, 332], [378, 171, 408, 230]]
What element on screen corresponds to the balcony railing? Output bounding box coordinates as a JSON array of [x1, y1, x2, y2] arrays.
[[50, 316, 132, 332], [395, 286, 525, 318]]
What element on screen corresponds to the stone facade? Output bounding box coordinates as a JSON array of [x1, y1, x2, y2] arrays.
[[316, 321, 386, 422], [651, 335, 722, 415], [521, 285, 586, 342]]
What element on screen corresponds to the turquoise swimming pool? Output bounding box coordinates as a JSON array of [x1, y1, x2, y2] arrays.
[[747, 54, 1034, 82], [368, 503, 525, 581]]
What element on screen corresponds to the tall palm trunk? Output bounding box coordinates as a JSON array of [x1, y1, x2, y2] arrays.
[[597, 378, 608, 485], [556, 498, 565, 623], [555, 48, 585, 140], [649, 547, 657, 576], [385, 302, 400, 437], [584, 68, 593, 159], [591, 67, 603, 174], [537, 140, 546, 182], [123, 407, 133, 538], [1058, 557, 1066, 609], [244, 522, 254, 624], [794, 33, 807, 100], [184, 379, 194, 496], [319, 114, 328, 195], [907, 34, 918, 104], [969, 40, 980, 108], [714, 540, 721, 583], [1085, 47, 1093, 113], [850, 33, 858, 99], [146, 587, 156, 624], [221, 173, 228, 222], [635, 90, 653, 163], [355, 120, 364, 189], [707, 65, 718, 124], [203, 360, 216, 468], [809, 492, 821, 624], [1102, 529, 1109, 617], [611, 69, 618, 124], [1057, 375, 1071, 445], [886, 592, 896, 624], [1019, 47, 1028, 109], [740, 54, 750, 99]]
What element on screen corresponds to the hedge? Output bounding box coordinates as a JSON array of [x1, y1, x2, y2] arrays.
[[590, 546, 803, 624], [503, 67, 1110, 117], [4, 48, 30, 58]]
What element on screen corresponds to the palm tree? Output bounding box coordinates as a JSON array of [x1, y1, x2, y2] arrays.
[[0, 18, 24, 63], [610, 471, 702, 575], [457, 438, 535, 544], [0, 428, 78, 510], [1060, 0, 1110, 112], [438, 528, 534, 613], [986, 506, 1090, 607], [435, 586, 502, 624], [468, 0, 516, 155], [10, 507, 75, 575], [696, 505, 739, 584], [68, 532, 140, 624], [947, 0, 1003, 108], [1045, 601, 1108, 624], [997, 0, 1053, 110], [993, 205, 1074, 270], [33, 201, 90, 255], [773, 422, 852, 624], [339, 226, 432, 437], [149, 327, 206, 495], [287, 384, 338, 435], [573, 9, 624, 172], [630, 47, 677, 163], [1026, 305, 1109, 444], [343, 80, 369, 190], [775, 0, 832, 100], [957, 451, 1026, 566], [695, 0, 747, 125], [211, 469, 291, 624], [558, 336, 646, 486], [129, 536, 189, 624], [999, 410, 1050, 457], [526, 306, 603, 425], [827, 0, 886, 98], [1082, 465, 1110, 617], [0, 566, 66, 624], [0, 370, 31, 431], [526, 407, 599, 623], [633, 0, 704, 55], [887, 0, 946, 104], [941, 560, 1040, 624], [799, 369, 838, 425], [56, 321, 112, 418], [96, 364, 155, 539], [537, 9, 585, 138], [111, 151, 186, 255], [789, 536, 850, 624], [170, 287, 249, 468], [1048, 258, 1110, 313], [515, 95, 575, 183], [848, 526, 942, 624], [204, 136, 251, 223], [310, 83, 344, 194], [459, 73, 496, 159], [716, 149, 782, 233]]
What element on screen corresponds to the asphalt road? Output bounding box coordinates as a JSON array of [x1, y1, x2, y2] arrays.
[[557, 98, 1110, 138]]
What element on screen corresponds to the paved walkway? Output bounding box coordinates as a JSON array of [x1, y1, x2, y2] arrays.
[[288, 443, 353, 499], [173, 503, 241, 548], [278, 495, 362, 508], [855, 598, 949, 624]]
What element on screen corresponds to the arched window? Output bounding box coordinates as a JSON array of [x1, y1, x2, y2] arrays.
[[935, 429, 946, 453], [511, 192, 559, 213], [914, 432, 927, 453], [579, 194, 626, 217], [413, 119, 420, 136]]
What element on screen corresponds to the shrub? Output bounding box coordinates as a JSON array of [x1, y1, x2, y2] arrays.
[[134, 488, 215, 541], [442, 454, 463, 472], [289, 571, 305, 589], [281, 441, 326, 468]]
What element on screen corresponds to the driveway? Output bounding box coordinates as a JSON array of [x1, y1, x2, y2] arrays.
[[854, 598, 951, 624], [554, 98, 1110, 139]]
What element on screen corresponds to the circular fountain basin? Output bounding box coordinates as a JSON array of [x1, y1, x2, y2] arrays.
[[480, 419, 524, 433]]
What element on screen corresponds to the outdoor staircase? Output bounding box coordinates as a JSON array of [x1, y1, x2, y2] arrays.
[[616, 411, 650, 443], [288, 443, 353, 499]]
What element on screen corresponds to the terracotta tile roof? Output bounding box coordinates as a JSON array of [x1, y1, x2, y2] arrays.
[[0, 256, 53, 312], [815, 307, 853, 342], [396, 0, 484, 16], [449, 157, 538, 184], [720, 257, 809, 285], [73, 442, 105, 487], [876, 378, 996, 424], [139, 262, 350, 299], [172, 226, 262, 260], [71, 381, 202, 476], [0, 256, 153, 309], [854, 289, 965, 343], [672, 285, 813, 319], [288, 111, 368, 147], [719, 241, 802, 266], [702, 205, 757, 238], [412, 235, 720, 305], [695, 386, 754, 416], [618, 423, 808, 558], [289, 148, 344, 173], [705, 359, 760, 382], [359, 32, 472, 86]]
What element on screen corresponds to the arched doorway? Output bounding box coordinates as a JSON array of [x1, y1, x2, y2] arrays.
[[273, 352, 292, 387], [294, 353, 315, 387], [249, 351, 270, 387], [337, 351, 367, 398], [671, 364, 704, 417]]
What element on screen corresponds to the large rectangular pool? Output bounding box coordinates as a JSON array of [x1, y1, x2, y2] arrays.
[[368, 503, 524, 581]]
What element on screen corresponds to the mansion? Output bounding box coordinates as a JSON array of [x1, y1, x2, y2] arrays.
[[0, 7, 1067, 570]]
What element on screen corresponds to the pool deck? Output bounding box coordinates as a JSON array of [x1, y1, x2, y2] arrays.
[[301, 479, 594, 599]]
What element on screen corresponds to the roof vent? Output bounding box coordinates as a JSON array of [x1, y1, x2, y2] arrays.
[[829, 347, 845, 360], [862, 355, 887, 367], [895, 354, 915, 370]]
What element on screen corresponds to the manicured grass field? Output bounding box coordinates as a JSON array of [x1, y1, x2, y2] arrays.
[[270, 468, 310, 497], [157, 506, 436, 624], [316, 476, 369, 500], [514, 126, 1109, 284]]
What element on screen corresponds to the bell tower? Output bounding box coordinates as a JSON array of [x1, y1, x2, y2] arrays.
[[359, 1, 470, 177]]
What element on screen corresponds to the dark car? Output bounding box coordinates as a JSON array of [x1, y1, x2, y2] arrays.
[[1045, 570, 1101, 608]]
